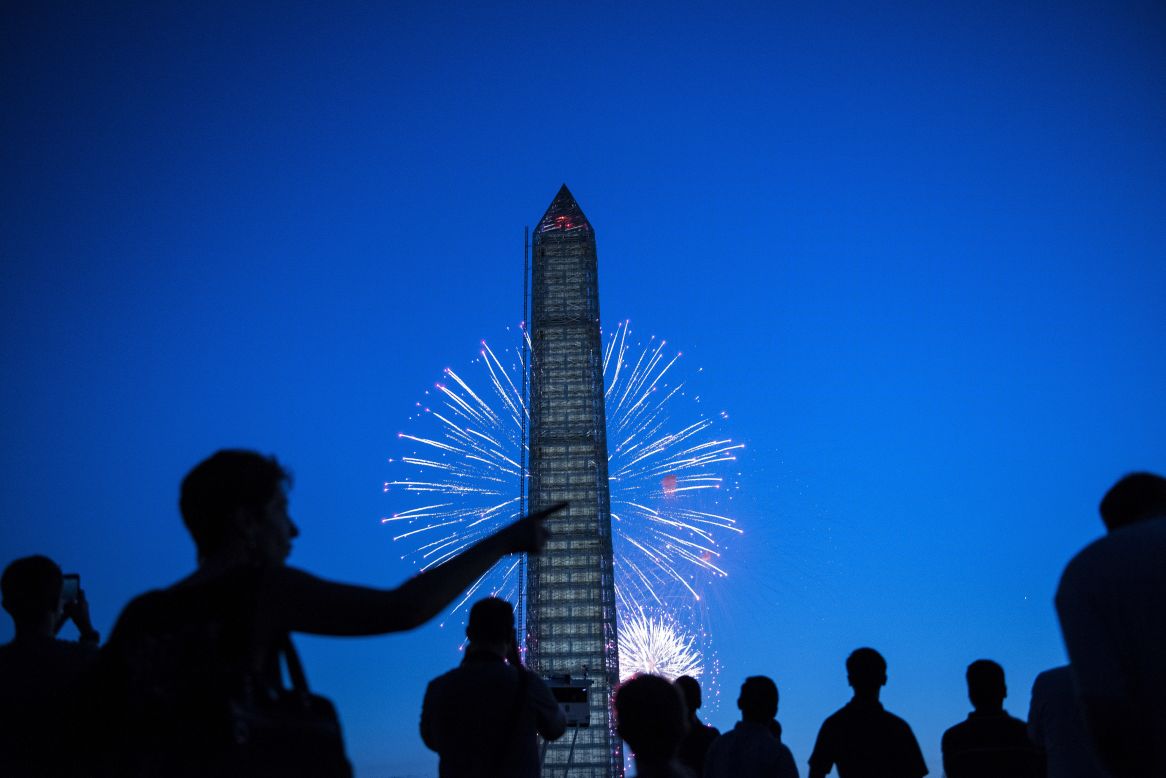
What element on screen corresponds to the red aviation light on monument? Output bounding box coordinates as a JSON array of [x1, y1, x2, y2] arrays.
[[535, 183, 592, 234]]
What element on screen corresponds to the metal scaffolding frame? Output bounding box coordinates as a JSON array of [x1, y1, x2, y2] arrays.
[[526, 185, 623, 777]]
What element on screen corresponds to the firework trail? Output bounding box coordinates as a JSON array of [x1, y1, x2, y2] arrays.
[[602, 323, 742, 613], [384, 321, 743, 663]]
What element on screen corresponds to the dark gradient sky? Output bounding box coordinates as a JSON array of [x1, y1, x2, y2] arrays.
[[3, 2, 1164, 776]]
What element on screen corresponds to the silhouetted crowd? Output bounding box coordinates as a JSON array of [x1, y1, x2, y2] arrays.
[[1, 451, 1163, 777], [618, 654, 1025, 778]]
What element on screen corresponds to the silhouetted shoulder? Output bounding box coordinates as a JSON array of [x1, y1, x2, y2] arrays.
[[811, 701, 927, 778], [79, 571, 274, 776], [107, 587, 187, 638], [422, 651, 565, 776], [808, 704, 848, 766], [1057, 516, 1166, 594], [1055, 514, 1166, 776], [106, 566, 264, 659], [0, 638, 100, 775], [706, 720, 799, 778], [1055, 516, 1166, 687], [635, 763, 697, 778], [884, 708, 919, 735], [942, 712, 1030, 745], [943, 711, 1042, 778], [814, 702, 852, 740], [0, 636, 97, 680], [677, 720, 719, 775]]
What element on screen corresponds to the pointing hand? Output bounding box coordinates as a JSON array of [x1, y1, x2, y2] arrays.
[[503, 502, 566, 554]]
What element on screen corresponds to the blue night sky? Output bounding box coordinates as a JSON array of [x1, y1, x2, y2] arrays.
[[2, 2, 1164, 776]]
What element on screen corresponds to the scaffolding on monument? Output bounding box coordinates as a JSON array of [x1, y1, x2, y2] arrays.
[[525, 185, 623, 777], [518, 225, 530, 650]]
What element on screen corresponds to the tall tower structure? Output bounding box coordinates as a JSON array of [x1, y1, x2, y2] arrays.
[[526, 185, 622, 777]]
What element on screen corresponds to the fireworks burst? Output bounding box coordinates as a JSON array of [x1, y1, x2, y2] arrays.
[[617, 610, 703, 681], [602, 322, 743, 613], [384, 321, 743, 664]]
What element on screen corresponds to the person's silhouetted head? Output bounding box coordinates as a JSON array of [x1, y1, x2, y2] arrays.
[[846, 647, 888, 698], [1099, 472, 1166, 531], [465, 597, 514, 650], [674, 675, 702, 718], [965, 659, 1006, 711], [2, 555, 62, 634], [616, 674, 688, 767], [180, 450, 297, 563], [738, 675, 779, 723]]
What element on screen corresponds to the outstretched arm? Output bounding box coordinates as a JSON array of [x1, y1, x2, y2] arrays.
[[388, 504, 557, 629], [268, 504, 563, 636]]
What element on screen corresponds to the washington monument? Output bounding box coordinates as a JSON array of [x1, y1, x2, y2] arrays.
[[525, 185, 623, 777]]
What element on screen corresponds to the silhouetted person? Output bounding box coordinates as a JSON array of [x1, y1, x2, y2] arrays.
[[420, 597, 565, 776], [705, 675, 799, 778], [0, 555, 100, 775], [673, 675, 719, 777], [93, 449, 559, 777], [1027, 665, 1108, 778], [1056, 472, 1166, 778], [615, 673, 694, 778], [941, 659, 1043, 778], [807, 647, 927, 778]]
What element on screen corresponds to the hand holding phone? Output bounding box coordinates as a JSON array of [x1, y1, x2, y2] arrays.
[[57, 574, 97, 642], [60, 574, 80, 607]]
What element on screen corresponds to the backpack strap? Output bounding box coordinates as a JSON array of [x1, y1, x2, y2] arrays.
[[278, 633, 310, 694]]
